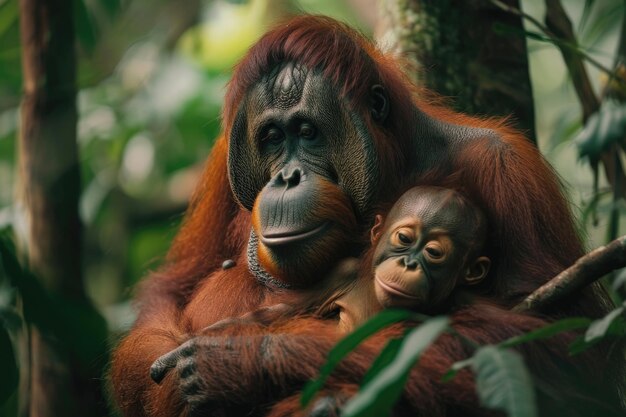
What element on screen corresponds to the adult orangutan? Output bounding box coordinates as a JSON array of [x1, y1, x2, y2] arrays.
[[110, 15, 623, 417]]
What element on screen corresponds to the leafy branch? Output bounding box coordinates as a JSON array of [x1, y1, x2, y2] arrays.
[[489, 0, 621, 87], [492, 0, 626, 208]]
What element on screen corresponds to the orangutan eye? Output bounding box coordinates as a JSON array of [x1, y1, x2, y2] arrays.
[[299, 123, 316, 140], [424, 243, 444, 261], [393, 228, 415, 247], [262, 127, 284, 145], [398, 233, 412, 244]]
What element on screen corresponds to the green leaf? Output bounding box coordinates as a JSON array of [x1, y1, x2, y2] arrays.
[[340, 316, 449, 417], [581, 189, 611, 227], [74, 0, 98, 52], [579, 0, 597, 32], [300, 309, 413, 407], [582, 1, 622, 46], [0, 0, 19, 39], [0, 307, 21, 333], [500, 318, 591, 348], [612, 269, 626, 292], [0, 233, 22, 287], [491, 23, 550, 43], [0, 321, 18, 404], [361, 338, 403, 386], [97, 0, 121, 17], [575, 102, 626, 162], [472, 346, 537, 417], [0, 232, 109, 368], [570, 317, 625, 355], [442, 357, 473, 382], [548, 111, 581, 149], [584, 303, 625, 342]]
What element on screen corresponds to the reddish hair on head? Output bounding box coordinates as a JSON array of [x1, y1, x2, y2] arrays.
[[223, 16, 414, 138]]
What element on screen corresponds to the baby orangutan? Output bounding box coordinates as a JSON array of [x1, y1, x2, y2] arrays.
[[331, 185, 491, 331], [209, 186, 491, 333]]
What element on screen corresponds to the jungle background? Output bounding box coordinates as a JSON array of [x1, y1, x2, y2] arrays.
[[0, 0, 625, 416]]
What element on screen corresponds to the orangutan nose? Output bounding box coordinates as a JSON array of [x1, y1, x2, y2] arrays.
[[402, 256, 419, 270], [273, 165, 302, 189]]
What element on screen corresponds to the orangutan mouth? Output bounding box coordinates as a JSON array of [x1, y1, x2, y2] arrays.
[[261, 222, 331, 246], [375, 275, 420, 300]]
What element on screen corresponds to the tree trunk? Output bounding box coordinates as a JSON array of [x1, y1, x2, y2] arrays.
[[17, 0, 105, 416], [378, 0, 537, 143]]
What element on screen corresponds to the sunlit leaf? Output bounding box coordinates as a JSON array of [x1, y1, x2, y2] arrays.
[[473, 346, 537, 417], [612, 269, 626, 292], [581, 1, 622, 46], [585, 302, 625, 342], [340, 317, 449, 417], [301, 309, 414, 407], [0, 0, 18, 39], [575, 101, 626, 162], [442, 357, 473, 382], [178, 0, 266, 72], [500, 318, 591, 348], [579, 0, 596, 32], [570, 316, 626, 355]]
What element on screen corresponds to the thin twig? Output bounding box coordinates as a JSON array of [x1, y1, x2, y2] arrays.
[[513, 235, 626, 312]]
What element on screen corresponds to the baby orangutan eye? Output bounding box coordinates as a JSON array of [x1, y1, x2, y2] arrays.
[[398, 232, 412, 244], [424, 243, 445, 262], [393, 228, 414, 246]]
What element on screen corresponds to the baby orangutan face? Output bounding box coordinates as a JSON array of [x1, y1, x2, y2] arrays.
[[371, 186, 490, 312]]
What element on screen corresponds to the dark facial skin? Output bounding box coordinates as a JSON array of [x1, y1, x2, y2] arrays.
[[228, 62, 389, 287], [370, 186, 490, 312]]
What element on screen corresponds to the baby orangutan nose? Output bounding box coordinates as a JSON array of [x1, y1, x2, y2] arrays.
[[402, 255, 419, 270]]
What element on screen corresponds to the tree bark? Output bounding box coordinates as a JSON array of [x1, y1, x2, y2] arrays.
[[514, 235, 626, 312], [17, 0, 105, 416], [377, 0, 537, 142]]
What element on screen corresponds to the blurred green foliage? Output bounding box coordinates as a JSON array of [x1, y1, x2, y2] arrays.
[[575, 102, 626, 162], [340, 317, 450, 417]]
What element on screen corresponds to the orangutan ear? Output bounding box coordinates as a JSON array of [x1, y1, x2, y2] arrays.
[[370, 214, 384, 243], [464, 256, 490, 285], [369, 85, 389, 123]]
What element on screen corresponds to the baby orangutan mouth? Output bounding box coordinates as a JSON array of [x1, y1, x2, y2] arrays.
[[374, 273, 422, 300]]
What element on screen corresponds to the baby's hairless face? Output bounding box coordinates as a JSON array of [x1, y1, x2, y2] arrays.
[[370, 186, 491, 312]]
